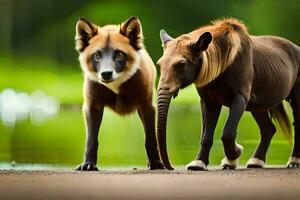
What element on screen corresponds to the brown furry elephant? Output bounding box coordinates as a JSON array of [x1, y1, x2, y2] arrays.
[[156, 18, 300, 170]]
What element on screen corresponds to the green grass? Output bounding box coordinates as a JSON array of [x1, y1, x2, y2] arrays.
[[0, 57, 294, 168], [0, 58, 83, 104], [171, 85, 200, 104], [0, 106, 292, 167], [0, 57, 200, 105]]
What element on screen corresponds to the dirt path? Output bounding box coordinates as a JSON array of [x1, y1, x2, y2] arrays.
[[0, 168, 300, 200]]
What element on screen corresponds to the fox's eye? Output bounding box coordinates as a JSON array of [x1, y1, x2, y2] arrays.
[[115, 50, 126, 59], [92, 52, 101, 61]]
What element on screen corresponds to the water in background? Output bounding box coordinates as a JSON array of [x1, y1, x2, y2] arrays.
[[0, 89, 60, 127], [0, 98, 292, 169]]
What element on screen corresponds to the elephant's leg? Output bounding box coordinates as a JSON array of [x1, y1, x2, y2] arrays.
[[247, 111, 276, 168], [288, 87, 300, 168], [186, 98, 221, 171], [221, 94, 247, 170]]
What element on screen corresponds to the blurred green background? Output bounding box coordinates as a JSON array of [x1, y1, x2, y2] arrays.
[[0, 0, 299, 169]]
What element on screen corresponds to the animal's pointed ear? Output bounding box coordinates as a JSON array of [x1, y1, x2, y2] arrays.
[[190, 32, 212, 53], [120, 16, 143, 50], [75, 17, 98, 52], [160, 29, 174, 46]]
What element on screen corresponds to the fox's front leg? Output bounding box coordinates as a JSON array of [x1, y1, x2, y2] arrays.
[[76, 104, 104, 171], [138, 104, 165, 170]]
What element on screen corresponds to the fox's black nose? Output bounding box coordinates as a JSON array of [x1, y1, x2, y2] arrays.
[[101, 71, 113, 80]]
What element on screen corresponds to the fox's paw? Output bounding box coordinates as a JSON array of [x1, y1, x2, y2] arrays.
[[76, 162, 98, 171], [148, 160, 166, 170]]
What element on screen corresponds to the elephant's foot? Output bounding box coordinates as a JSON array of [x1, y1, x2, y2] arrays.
[[247, 158, 265, 168], [221, 143, 243, 170], [287, 157, 300, 168], [186, 160, 207, 171]]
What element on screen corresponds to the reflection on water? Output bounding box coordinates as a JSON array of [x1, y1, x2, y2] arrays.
[[0, 163, 64, 170], [0, 103, 292, 169], [0, 89, 60, 127]]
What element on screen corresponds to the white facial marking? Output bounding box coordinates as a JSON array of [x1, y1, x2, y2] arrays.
[[97, 63, 139, 94], [79, 52, 140, 94]]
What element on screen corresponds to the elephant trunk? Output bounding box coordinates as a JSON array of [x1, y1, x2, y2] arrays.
[[157, 87, 174, 170]]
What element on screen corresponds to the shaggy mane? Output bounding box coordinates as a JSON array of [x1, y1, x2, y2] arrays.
[[194, 18, 250, 87]]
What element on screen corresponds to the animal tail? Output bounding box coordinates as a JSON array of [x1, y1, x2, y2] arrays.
[[269, 103, 292, 142]]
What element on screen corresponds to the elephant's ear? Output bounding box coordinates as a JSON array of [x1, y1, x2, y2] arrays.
[[160, 29, 174, 47], [190, 32, 212, 53]]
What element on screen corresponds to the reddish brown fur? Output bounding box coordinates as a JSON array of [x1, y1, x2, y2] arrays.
[[83, 68, 153, 115], [75, 17, 163, 171], [76, 17, 156, 114]]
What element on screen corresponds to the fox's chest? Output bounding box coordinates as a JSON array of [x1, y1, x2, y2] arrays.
[[99, 87, 138, 115]]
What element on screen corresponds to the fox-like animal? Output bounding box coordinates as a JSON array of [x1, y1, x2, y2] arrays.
[[75, 16, 164, 170]]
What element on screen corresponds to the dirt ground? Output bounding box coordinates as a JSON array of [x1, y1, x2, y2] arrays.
[[0, 167, 300, 200]]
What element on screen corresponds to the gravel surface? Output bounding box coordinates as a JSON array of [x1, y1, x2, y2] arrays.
[[0, 168, 300, 200]]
